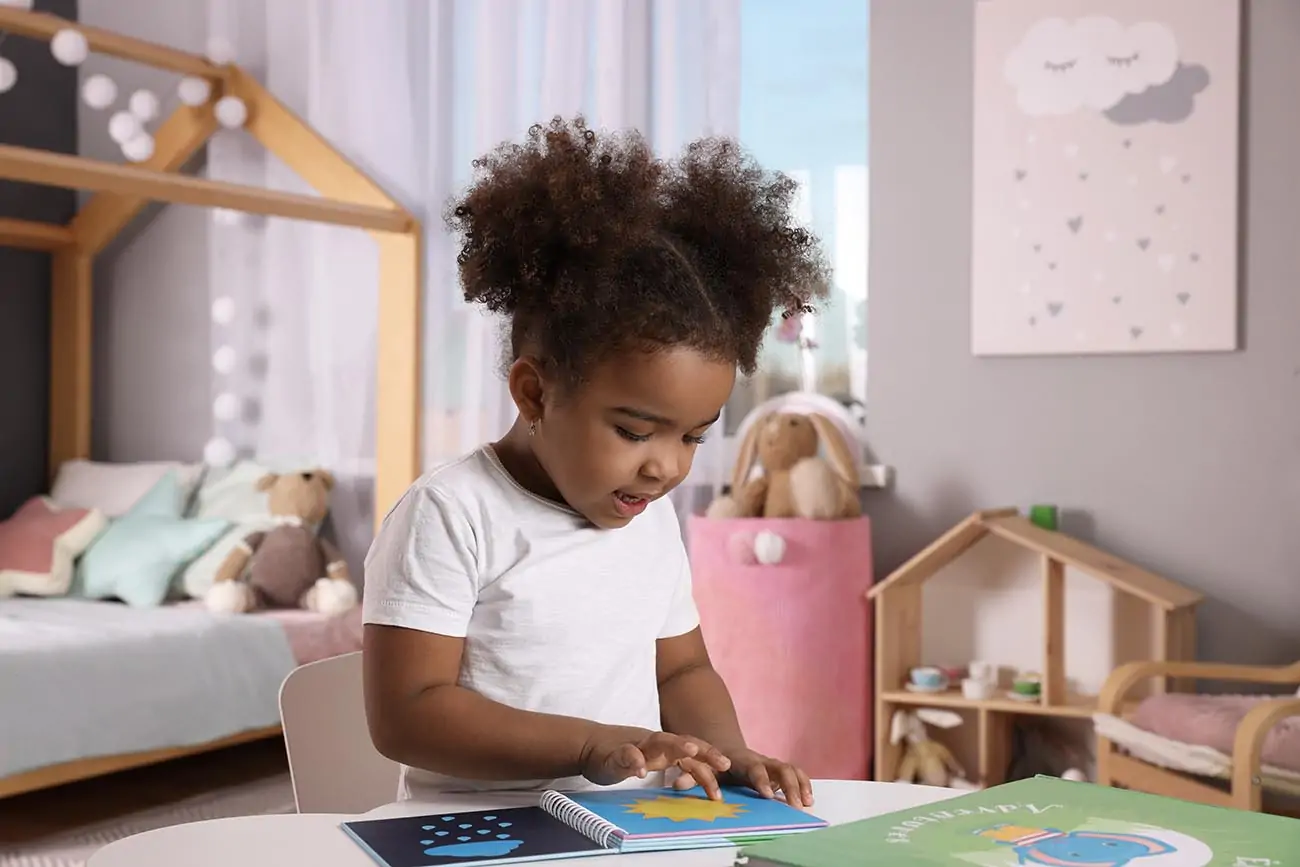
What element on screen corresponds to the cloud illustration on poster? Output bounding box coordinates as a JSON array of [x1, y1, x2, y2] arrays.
[[1103, 63, 1210, 124], [1003, 16, 1182, 119]]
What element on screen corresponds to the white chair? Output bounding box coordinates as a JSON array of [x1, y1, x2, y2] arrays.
[[278, 651, 400, 814]]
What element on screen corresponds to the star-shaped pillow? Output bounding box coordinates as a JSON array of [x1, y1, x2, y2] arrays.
[[71, 471, 230, 607], [0, 497, 107, 597]]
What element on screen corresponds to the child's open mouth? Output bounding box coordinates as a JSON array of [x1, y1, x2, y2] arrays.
[[612, 491, 650, 517]]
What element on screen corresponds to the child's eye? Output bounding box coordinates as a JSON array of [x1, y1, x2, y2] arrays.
[[615, 426, 651, 443], [684, 434, 707, 445]]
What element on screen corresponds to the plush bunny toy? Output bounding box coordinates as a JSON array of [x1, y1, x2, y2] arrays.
[[706, 410, 862, 520]]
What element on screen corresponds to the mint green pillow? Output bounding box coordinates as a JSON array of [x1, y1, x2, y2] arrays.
[[72, 471, 229, 607]]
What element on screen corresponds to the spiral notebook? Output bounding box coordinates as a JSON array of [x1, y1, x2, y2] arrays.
[[341, 786, 827, 867]]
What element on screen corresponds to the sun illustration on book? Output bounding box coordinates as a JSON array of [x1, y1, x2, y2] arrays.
[[622, 795, 748, 823]]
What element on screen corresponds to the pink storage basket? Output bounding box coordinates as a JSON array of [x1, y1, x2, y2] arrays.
[[686, 514, 874, 781]]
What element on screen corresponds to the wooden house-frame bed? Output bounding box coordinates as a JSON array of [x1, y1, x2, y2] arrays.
[[0, 7, 420, 799]]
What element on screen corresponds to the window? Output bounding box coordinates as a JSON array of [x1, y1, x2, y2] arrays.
[[726, 0, 869, 440]]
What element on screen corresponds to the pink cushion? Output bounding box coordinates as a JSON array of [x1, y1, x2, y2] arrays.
[[0, 497, 107, 597], [1131, 693, 1300, 773]]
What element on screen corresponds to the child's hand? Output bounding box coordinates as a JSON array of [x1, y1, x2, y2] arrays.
[[580, 725, 731, 790], [673, 747, 814, 808]]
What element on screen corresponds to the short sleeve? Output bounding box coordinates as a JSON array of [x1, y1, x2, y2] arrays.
[[658, 531, 700, 640], [362, 484, 479, 637]]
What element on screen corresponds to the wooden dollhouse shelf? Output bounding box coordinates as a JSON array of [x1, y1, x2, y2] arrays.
[[867, 507, 1203, 788], [881, 688, 1097, 718], [879, 688, 1142, 719]]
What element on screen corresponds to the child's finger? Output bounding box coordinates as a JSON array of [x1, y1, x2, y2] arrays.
[[671, 770, 698, 790], [689, 740, 731, 773], [610, 744, 648, 779], [637, 732, 700, 770], [796, 767, 815, 806], [676, 757, 723, 801], [773, 764, 804, 807], [746, 763, 775, 799]]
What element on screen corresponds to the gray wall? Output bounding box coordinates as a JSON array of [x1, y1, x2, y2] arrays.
[[77, 0, 212, 463], [866, 0, 1300, 668], [0, 0, 78, 517]]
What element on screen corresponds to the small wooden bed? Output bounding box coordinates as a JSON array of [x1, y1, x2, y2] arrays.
[[0, 8, 421, 797], [1096, 658, 1300, 814]]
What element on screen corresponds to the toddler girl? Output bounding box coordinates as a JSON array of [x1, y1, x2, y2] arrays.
[[362, 116, 830, 807]]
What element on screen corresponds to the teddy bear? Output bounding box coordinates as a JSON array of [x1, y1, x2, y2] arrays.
[[706, 410, 862, 520], [204, 469, 359, 616]]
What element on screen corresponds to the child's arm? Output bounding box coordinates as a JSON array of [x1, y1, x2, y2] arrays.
[[656, 628, 747, 758], [656, 627, 814, 807], [364, 622, 729, 784]]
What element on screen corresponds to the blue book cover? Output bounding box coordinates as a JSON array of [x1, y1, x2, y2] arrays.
[[542, 786, 828, 849]]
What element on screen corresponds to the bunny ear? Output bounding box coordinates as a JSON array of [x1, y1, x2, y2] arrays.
[[730, 412, 770, 491], [917, 708, 964, 729], [807, 412, 861, 488], [890, 710, 910, 745]]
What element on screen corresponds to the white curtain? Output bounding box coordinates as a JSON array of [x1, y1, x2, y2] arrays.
[[204, 0, 741, 573]]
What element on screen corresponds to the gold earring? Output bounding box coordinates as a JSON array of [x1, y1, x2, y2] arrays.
[[529, 419, 538, 437]]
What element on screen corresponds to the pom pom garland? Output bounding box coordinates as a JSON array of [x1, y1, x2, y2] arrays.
[[128, 88, 160, 122], [122, 133, 155, 163], [50, 29, 89, 66], [211, 296, 236, 325], [214, 95, 248, 129], [212, 345, 237, 375], [81, 73, 117, 109], [204, 37, 234, 65], [203, 437, 236, 468], [213, 393, 241, 422], [108, 110, 141, 145], [177, 76, 211, 107], [0, 57, 16, 95]]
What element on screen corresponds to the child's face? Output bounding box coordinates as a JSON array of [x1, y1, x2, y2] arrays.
[[538, 347, 735, 529]]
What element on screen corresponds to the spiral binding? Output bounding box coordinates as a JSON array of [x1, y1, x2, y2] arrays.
[[540, 790, 622, 849]]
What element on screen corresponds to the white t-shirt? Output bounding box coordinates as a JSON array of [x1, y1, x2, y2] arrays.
[[362, 445, 700, 800]]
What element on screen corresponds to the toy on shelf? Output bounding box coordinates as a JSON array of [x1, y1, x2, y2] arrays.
[[1028, 503, 1059, 531], [889, 708, 978, 790], [1009, 670, 1043, 702], [705, 409, 861, 521], [866, 507, 1204, 788], [906, 665, 950, 693]]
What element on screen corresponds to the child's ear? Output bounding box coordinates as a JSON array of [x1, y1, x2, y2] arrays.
[[506, 355, 549, 422]]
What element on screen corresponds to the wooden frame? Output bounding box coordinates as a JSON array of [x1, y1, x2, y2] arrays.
[[0, 8, 422, 798], [1097, 659, 1300, 814], [866, 508, 1204, 788]]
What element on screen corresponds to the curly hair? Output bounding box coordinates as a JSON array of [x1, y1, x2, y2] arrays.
[[446, 116, 831, 387]]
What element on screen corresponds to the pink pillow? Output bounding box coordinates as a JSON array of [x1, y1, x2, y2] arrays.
[[0, 497, 107, 597]]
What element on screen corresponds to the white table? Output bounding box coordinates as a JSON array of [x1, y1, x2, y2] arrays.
[[87, 780, 963, 867]]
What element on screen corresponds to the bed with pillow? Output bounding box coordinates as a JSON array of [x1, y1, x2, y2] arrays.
[[0, 459, 364, 799]]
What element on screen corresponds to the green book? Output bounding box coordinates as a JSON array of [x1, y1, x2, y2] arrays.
[[737, 775, 1300, 866]]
